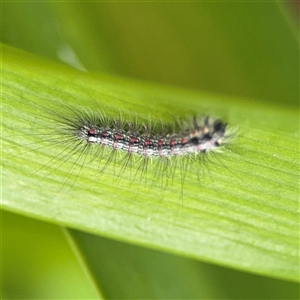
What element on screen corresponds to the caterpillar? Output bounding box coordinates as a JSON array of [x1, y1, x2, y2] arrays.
[[63, 111, 228, 158], [7, 97, 235, 200]]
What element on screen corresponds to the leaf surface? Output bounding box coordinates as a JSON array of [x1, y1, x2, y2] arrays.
[[2, 44, 299, 282]]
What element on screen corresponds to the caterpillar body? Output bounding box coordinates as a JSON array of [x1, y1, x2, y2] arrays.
[[69, 113, 228, 158], [11, 99, 235, 200]]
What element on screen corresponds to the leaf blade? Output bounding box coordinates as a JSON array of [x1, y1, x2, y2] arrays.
[[2, 44, 299, 282]]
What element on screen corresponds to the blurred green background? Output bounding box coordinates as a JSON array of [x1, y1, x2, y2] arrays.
[[2, 1, 299, 299], [2, 1, 298, 106]]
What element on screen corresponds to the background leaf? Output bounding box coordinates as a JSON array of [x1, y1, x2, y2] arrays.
[[2, 1, 298, 106], [2, 210, 101, 299]]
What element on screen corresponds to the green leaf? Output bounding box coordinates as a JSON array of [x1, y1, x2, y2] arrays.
[[68, 229, 299, 299], [4, 210, 298, 299], [1, 210, 101, 299], [2, 44, 299, 283]]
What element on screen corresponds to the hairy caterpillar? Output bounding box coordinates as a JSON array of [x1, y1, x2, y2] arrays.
[[6, 95, 235, 201]]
